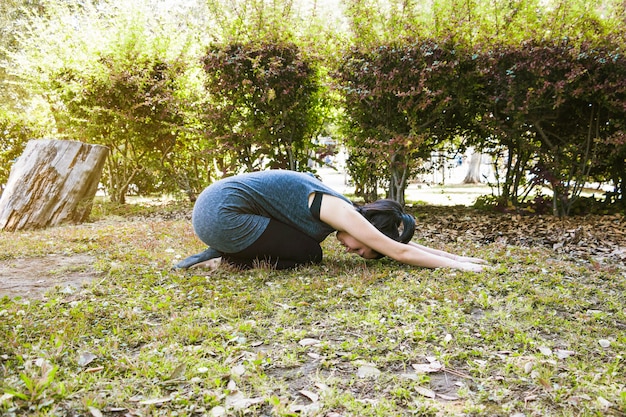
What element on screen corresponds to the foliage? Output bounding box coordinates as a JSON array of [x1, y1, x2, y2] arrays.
[[3, 0, 626, 213], [5, 0, 212, 203], [0, 109, 48, 191], [53, 54, 187, 203], [342, 0, 430, 47], [202, 40, 327, 173], [205, 0, 298, 44], [0, 1, 61, 189], [477, 40, 626, 215], [334, 0, 626, 212], [429, 0, 617, 47], [335, 40, 480, 204], [0, 0, 46, 111]]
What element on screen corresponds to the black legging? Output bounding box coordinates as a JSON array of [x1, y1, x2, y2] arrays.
[[221, 219, 323, 270]]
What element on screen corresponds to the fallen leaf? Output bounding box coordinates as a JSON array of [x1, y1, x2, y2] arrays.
[[290, 402, 323, 413], [415, 386, 436, 399], [355, 398, 379, 405], [298, 338, 321, 346], [538, 346, 552, 356], [568, 394, 592, 406], [209, 405, 227, 417], [298, 389, 319, 402], [538, 378, 552, 390], [597, 396, 613, 409], [315, 382, 330, 392], [168, 363, 186, 380], [87, 406, 103, 417], [77, 352, 97, 367], [523, 362, 534, 374], [555, 349, 576, 359], [231, 364, 246, 376], [412, 361, 443, 373], [224, 391, 263, 410], [437, 393, 459, 401], [139, 397, 171, 405], [357, 365, 381, 378], [0, 393, 14, 404]]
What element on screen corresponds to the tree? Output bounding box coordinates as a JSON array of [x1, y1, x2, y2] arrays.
[[335, 39, 480, 204], [0, 0, 51, 183], [6, 0, 210, 203], [343, 0, 429, 46], [4, 0, 626, 210], [580, 43, 626, 209], [0, 109, 48, 192], [202, 41, 326, 173], [50, 34, 191, 203], [0, 0, 46, 110], [478, 40, 626, 215], [463, 151, 483, 184], [335, 45, 416, 203]]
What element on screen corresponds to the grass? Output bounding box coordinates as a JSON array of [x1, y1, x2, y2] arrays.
[[0, 202, 625, 416]]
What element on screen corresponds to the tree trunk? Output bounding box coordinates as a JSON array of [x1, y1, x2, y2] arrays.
[[388, 152, 408, 206], [463, 152, 483, 184], [0, 139, 108, 231]]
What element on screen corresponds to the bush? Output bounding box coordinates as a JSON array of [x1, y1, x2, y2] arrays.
[[0, 110, 46, 191]]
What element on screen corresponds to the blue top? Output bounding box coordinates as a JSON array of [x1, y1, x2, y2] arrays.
[[191, 170, 351, 253]]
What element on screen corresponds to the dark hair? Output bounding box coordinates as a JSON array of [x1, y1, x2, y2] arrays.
[[355, 199, 416, 258]]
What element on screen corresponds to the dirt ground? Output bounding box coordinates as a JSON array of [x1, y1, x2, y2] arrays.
[[0, 253, 99, 300]]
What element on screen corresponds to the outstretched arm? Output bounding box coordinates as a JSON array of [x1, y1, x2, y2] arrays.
[[319, 195, 485, 271], [407, 242, 487, 264]]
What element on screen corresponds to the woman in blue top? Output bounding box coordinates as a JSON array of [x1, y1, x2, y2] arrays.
[[176, 170, 486, 272]]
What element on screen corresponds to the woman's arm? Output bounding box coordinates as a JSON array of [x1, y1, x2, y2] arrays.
[[319, 195, 485, 271], [407, 242, 487, 264]]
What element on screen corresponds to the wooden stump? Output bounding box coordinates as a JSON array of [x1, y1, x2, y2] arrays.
[[0, 139, 109, 231]]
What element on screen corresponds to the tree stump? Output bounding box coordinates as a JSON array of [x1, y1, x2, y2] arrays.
[[0, 139, 109, 231]]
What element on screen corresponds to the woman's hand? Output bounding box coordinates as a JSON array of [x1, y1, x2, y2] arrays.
[[455, 255, 488, 264], [456, 261, 485, 272]]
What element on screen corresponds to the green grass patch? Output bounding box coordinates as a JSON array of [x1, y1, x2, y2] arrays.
[[0, 206, 624, 416]]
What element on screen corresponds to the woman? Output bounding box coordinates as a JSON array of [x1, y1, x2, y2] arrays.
[[175, 170, 486, 271]]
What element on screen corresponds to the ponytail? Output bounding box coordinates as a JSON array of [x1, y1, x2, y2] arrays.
[[354, 199, 416, 255], [399, 213, 416, 244]]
